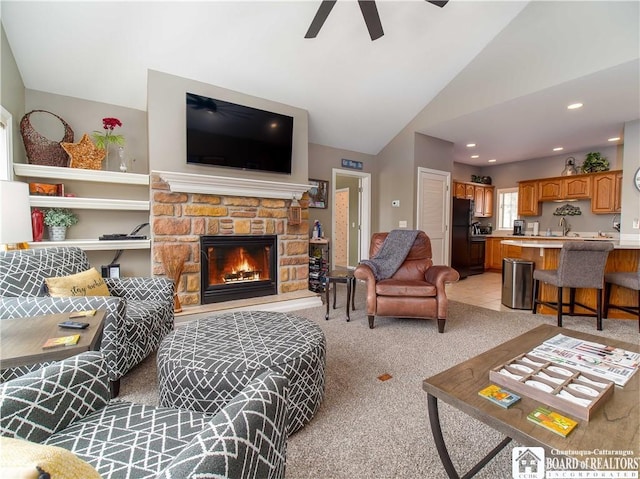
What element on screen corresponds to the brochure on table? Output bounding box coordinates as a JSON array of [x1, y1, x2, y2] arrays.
[[530, 334, 639, 387]]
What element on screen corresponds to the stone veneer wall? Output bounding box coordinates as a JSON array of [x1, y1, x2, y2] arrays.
[[150, 174, 310, 307]]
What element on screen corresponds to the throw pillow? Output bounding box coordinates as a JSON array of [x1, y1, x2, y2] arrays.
[[0, 436, 102, 479], [45, 268, 111, 297]]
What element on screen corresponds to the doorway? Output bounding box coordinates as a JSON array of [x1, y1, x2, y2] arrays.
[[416, 167, 451, 266], [331, 169, 371, 268]]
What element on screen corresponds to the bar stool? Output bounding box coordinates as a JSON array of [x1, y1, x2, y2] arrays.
[[532, 241, 614, 330], [603, 261, 640, 332]]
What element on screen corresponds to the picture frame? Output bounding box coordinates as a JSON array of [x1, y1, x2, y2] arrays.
[[308, 179, 328, 209]]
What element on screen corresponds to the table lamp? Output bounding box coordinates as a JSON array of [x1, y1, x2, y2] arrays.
[[0, 180, 33, 251]]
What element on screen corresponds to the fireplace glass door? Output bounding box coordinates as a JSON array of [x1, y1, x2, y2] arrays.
[[201, 235, 277, 303]]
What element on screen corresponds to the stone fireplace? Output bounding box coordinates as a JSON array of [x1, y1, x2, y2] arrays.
[[200, 234, 277, 303], [150, 172, 312, 308]]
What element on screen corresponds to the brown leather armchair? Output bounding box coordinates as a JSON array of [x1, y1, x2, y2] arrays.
[[354, 231, 460, 332]]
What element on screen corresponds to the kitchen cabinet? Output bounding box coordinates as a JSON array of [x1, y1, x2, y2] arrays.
[[484, 237, 503, 271], [483, 186, 494, 217], [517, 180, 539, 216], [453, 181, 475, 199], [564, 176, 590, 199], [591, 171, 623, 214], [538, 178, 563, 201], [473, 185, 494, 217], [469, 238, 486, 275], [519, 171, 620, 215], [538, 176, 590, 201], [454, 181, 494, 217]]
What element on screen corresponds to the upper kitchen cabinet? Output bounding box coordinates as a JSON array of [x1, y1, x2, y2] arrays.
[[474, 185, 494, 218], [538, 176, 590, 201], [453, 181, 475, 199], [519, 171, 621, 216], [453, 181, 494, 217], [591, 171, 623, 214], [518, 180, 539, 216]]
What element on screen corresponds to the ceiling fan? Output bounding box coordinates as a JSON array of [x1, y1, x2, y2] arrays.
[[305, 0, 449, 41]]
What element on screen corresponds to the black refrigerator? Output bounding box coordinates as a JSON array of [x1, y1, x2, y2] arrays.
[[451, 198, 485, 279]]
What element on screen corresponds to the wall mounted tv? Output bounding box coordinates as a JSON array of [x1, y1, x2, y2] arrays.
[[186, 92, 294, 174]]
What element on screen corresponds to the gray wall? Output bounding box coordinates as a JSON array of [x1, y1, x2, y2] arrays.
[[376, 128, 423, 232], [621, 120, 640, 240], [24, 90, 149, 172], [308, 143, 377, 241], [147, 70, 308, 184], [1, 24, 26, 167]]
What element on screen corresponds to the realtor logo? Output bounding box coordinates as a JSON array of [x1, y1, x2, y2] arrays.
[[512, 447, 545, 479]]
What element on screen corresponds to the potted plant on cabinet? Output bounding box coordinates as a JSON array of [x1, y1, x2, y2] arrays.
[[44, 208, 78, 241], [581, 152, 609, 173]]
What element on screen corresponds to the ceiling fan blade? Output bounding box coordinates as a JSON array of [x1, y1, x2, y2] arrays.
[[305, 0, 338, 38], [358, 0, 384, 41], [427, 0, 449, 7]]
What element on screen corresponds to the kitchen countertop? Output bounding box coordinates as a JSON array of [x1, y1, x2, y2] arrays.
[[501, 239, 640, 249], [487, 233, 618, 240]]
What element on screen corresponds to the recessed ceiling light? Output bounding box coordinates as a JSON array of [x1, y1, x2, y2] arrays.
[[471, 155, 479, 159], [553, 147, 564, 151], [608, 137, 620, 142], [466, 143, 476, 148], [567, 103, 583, 110], [488, 159, 497, 163]]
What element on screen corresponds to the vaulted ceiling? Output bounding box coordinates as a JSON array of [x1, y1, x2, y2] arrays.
[[2, 1, 638, 166]]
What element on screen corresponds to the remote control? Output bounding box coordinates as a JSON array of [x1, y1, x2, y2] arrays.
[[58, 321, 90, 330]]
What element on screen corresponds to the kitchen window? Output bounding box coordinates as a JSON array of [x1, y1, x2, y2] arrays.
[[497, 187, 518, 230]]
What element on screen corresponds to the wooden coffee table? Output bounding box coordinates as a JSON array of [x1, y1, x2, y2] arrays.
[[1, 310, 106, 369], [422, 324, 639, 478]]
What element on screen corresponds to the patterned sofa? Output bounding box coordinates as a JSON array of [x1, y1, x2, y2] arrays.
[[0, 352, 289, 479], [0, 247, 174, 394]]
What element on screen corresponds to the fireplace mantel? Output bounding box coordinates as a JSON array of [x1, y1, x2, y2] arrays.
[[154, 171, 310, 200]]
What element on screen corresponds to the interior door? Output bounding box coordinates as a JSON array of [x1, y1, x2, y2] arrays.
[[332, 169, 371, 266], [416, 167, 451, 265], [334, 188, 350, 267]]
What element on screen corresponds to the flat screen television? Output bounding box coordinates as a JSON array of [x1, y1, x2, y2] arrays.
[[186, 92, 294, 174]]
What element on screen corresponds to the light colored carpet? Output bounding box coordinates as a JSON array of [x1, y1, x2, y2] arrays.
[[119, 288, 638, 479]]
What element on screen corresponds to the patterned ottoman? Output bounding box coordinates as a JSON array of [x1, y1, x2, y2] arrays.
[[157, 310, 326, 435]]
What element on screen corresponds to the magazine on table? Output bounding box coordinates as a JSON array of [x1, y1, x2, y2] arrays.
[[530, 334, 639, 387]]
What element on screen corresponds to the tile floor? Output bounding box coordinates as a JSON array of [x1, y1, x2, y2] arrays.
[[446, 272, 521, 313]]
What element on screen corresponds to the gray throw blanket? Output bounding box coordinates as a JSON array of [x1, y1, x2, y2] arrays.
[[359, 229, 420, 280]]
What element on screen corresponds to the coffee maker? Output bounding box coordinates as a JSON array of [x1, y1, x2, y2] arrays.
[[513, 219, 525, 236]]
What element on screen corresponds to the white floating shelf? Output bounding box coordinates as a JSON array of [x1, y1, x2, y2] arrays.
[[14, 163, 149, 185], [28, 239, 151, 251], [29, 196, 149, 211]]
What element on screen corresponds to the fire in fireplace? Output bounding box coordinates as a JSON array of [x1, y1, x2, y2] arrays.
[[200, 235, 277, 304]]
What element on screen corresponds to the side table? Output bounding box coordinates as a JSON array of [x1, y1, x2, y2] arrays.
[[325, 269, 356, 321], [0, 310, 106, 374]]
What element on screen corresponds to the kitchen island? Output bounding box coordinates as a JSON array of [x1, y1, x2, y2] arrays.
[[501, 239, 639, 320]]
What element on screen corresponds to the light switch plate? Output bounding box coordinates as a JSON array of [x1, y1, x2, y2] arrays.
[[399, 220, 408, 228], [392, 200, 400, 207]]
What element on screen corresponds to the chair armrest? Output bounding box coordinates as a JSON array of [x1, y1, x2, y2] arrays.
[[104, 277, 174, 303], [354, 264, 377, 315], [157, 371, 289, 479], [0, 352, 110, 444], [424, 266, 460, 319]]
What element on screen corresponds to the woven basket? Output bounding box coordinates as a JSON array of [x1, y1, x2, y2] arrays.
[[20, 110, 74, 167]]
